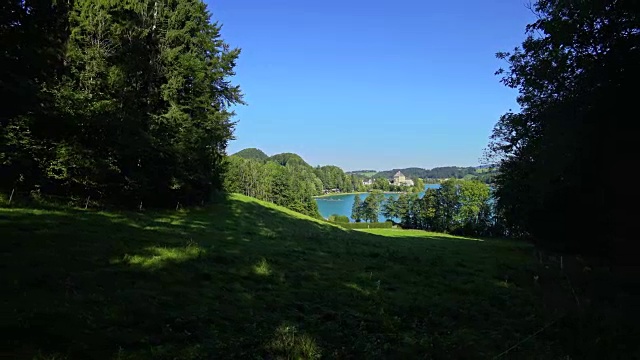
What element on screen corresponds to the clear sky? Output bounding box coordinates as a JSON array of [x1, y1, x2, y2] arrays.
[[206, 0, 534, 171]]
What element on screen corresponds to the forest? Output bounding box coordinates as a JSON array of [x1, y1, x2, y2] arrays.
[[228, 148, 432, 218], [350, 179, 495, 237], [1, 0, 242, 207], [225, 150, 366, 217], [372, 166, 496, 184], [487, 0, 636, 262]]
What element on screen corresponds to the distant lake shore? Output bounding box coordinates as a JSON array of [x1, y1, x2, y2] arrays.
[[315, 184, 442, 222], [313, 191, 406, 199]]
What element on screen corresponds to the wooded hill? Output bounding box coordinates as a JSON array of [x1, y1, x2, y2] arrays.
[[351, 166, 496, 183]]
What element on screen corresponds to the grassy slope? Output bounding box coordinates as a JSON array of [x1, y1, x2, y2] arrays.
[[1, 194, 575, 359]]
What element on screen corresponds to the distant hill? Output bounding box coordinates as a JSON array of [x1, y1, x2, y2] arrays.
[[373, 167, 431, 179], [373, 166, 496, 181], [268, 152, 311, 167], [232, 148, 269, 160], [346, 170, 378, 178]]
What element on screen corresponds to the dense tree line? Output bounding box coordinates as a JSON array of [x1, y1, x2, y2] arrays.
[[488, 0, 637, 261], [1, 0, 242, 207], [350, 191, 386, 223], [373, 167, 496, 183], [367, 177, 425, 193], [224, 152, 370, 217], [353, 180, 495, 236], [268, 153, 311, 168], [224, 156, 321, 217], [313, 165, 365, 193]]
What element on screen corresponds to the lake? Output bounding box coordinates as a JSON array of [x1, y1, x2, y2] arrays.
[[315, 184, 441, 222]]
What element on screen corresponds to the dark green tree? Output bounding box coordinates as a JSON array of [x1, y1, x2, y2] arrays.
[[233, 148, 269, 161], [382, 196, 399, 221], [351, 194, 363, 222], [488, 0, 637, 259], [361, 190, 385, 223], [1, 0, 243, 207]]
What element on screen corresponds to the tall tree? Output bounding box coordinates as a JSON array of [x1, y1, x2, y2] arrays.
[[382, 196, 399, 221], [351, 194, 363, 222], [488, 0, 638, 259], [361, 190, 385, 223], [1, 0, 243, 207], [0, 0, 71, 191]]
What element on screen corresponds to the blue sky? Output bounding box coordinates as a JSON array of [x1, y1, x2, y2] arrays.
[[206, 0, 534, 171]]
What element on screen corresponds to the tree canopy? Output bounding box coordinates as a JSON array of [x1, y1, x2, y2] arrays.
[[268, 153, 311, 168], [232, 148, 269, 161], [381, 179, 494, 236], [1, 0, 243, 207], [487, 0, 637, 261]]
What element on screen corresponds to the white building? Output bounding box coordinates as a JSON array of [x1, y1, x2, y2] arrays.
[[389, 171, 414, 186]]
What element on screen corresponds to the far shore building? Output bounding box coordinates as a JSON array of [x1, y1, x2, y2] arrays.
[[390, 171, 414, 186]]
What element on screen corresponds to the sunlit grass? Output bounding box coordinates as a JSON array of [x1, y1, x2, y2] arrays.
[[1, 193, 575, 359], [253, 257, 273, 276], [112, 245, 205, 269]]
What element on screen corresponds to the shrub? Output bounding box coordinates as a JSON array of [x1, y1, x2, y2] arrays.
[[328, 214, 350, 223]]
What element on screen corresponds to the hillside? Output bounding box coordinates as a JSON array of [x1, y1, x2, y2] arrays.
[[373, 166, 497, 182], [232, 148, 269, 160], [1, 194, 619, 359], [268, 152, 311, 167], [346, 170, 378, 178]]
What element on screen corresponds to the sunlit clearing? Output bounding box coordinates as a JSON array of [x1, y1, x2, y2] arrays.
[[268, 324, 322, 359], [253, 258, 272, 276], [114, 245, 204, 269]]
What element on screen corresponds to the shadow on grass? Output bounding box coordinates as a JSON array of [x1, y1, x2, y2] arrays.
[[1, 195, 636, 359]]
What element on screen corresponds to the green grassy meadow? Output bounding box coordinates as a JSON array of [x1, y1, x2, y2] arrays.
[[1, 194, 631, 359]]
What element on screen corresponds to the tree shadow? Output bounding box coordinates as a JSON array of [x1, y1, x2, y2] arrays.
[[0, 196, 605, 359]]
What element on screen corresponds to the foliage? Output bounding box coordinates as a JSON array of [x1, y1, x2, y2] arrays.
[[351, 194, 363, 222], [3, 194, 634, 358], [225, 152, 372, 218], [268, 153, 311, 168], [224, 156, 320, 217], [359, 190, 385, 223], [233, 148, 269, 161], [412, 177, 425, 192], [381, 196, 398, 220], [328, 214, 350, 223], [314, 165, 364, 193], [0, 0, 242, 207], [373, 167, 496, 184], [384, 179, 493, 236], [487, 0, 637, 260]]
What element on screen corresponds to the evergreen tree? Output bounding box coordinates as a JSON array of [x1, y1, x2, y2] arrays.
[[382, 196, 398, 221], [1, 0, 243, 207], [351, 194, 363, 222], [361, 191, 384, 223], [488, 0, 638, 259]]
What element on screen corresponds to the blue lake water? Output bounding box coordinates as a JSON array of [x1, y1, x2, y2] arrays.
[[315, 184, 441, 222]]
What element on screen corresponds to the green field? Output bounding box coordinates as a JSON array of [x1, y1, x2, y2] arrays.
[[0, 194, 627, 359]]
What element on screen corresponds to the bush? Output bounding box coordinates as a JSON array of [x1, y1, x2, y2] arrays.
[[328, 214, 350, 223], [340, 221, 394, 229]]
